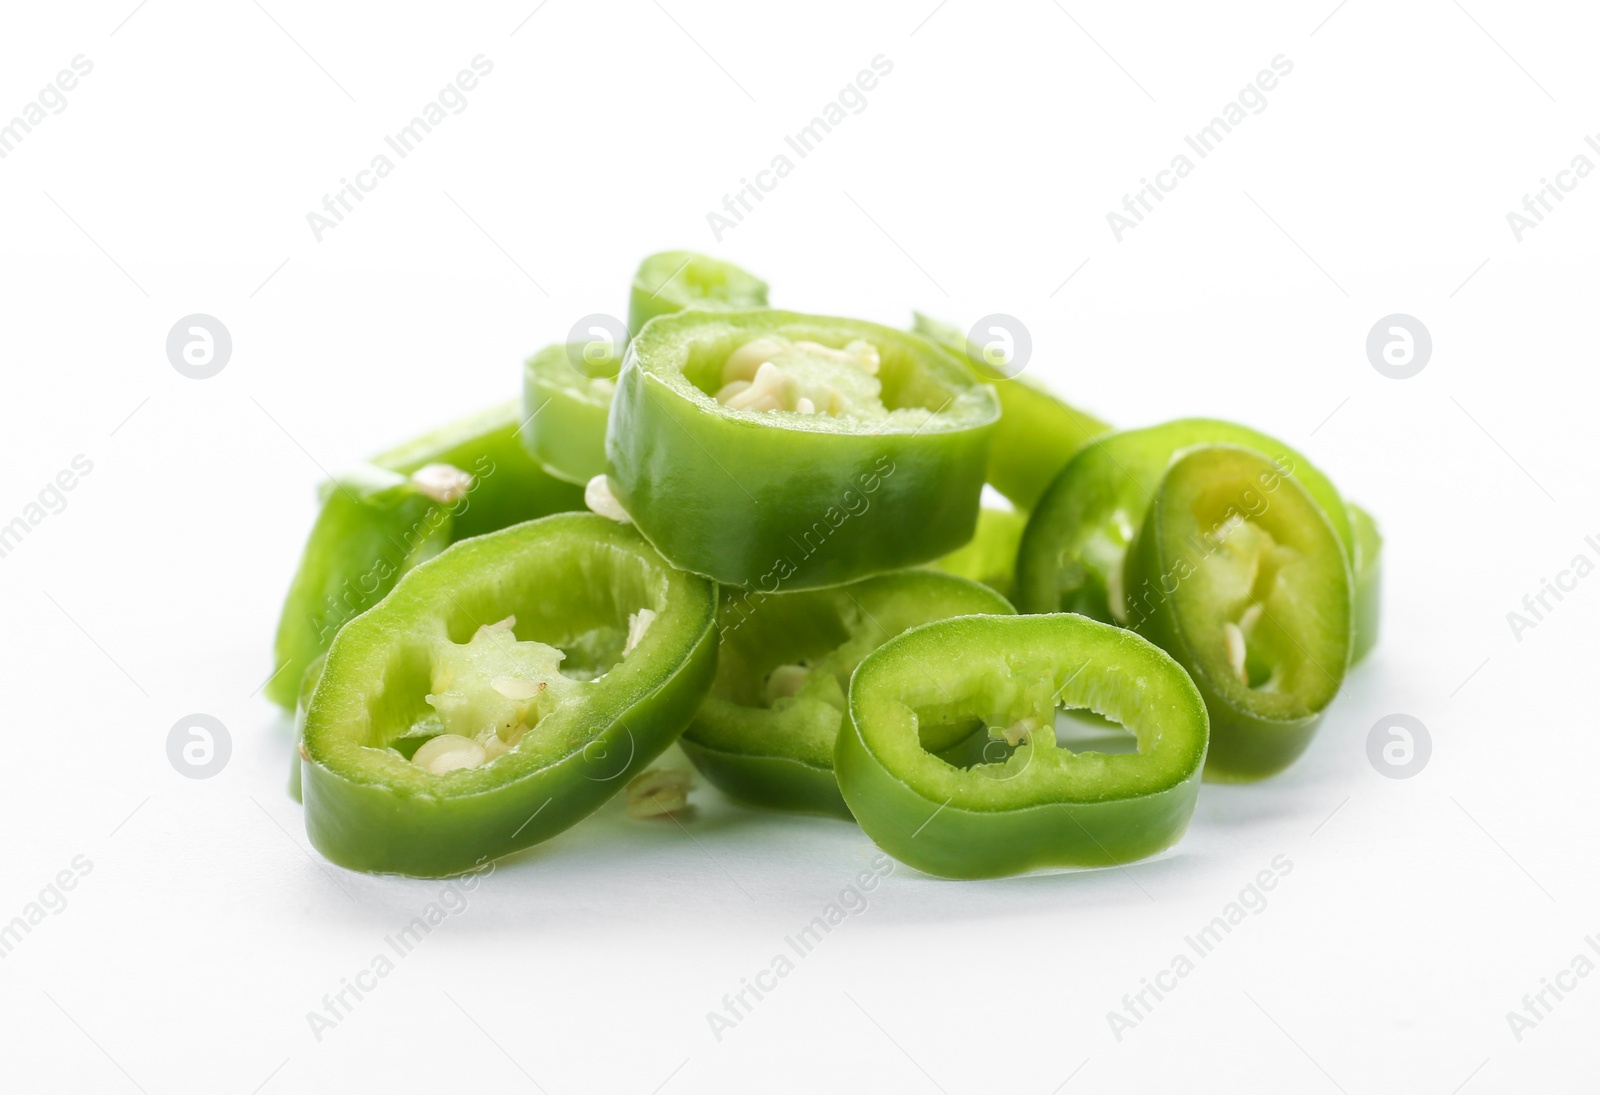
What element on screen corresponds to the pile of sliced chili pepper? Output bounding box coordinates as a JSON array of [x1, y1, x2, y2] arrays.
[[269, 251, 1382, 878]]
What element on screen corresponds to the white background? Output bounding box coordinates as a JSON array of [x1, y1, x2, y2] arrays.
[[0, 1, 1593, 1091]]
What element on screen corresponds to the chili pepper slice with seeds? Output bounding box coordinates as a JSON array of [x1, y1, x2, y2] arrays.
[[1013, 418, 1354, 625], [300, 513, 718, 877], [605, 309, 1000, 589], [834, 613, 1208, 879], [267, 401, 583, 711], [680, 571, 1014, 818], [1123, 445, 1352, 780]]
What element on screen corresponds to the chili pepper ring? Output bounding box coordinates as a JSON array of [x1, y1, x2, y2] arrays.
[[301, 514, 718, 877], [836, 613, 1208, 879], [606, 309, 1001, 590]]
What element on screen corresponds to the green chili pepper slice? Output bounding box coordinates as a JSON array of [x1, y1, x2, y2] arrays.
[[607, 309, 1000, 590], [301, 514, 718, 877], [1123, 445, 1352, 781], [267, 402, 584, 711], [629, 250, 769, 333], [521, 342, 625, 486], [680, 571, 1014, 818], [524, 252, 770, 485], [912, 313, 1112, 510], [286, 652, 326, 803], [834, 613, 1208, 879], [928, 507, 1027, 600], [1349, 502, 1382, 664], [1014, 418, 1353, 622]]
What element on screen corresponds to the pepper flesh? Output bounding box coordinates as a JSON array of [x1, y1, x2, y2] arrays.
[[681, 571, 1014, 817], [1349, 502, 1382, 664], [835, 613, 1208, 879], [607, 309, 1000, 589], [521, 342, 625, 486], [287, 652, 326, 802], [629, 250, 769, 334], [927, 507, 1027, 600], [268, 402, 583, 711], [1015, 418, 1353, 623], [300, 514, 718, 876], [1123, 445, 1351, 781], [523, 253, 770, 486], [912, 313, 1112, 510]]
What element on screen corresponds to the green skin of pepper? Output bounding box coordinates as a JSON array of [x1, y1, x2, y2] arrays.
[[301, 514, 718, 877], [680, 571, 1015, 818], [521, 343, 624, 485], [678, 743, 848, 819], [524, 252, 768, 486], [287, 652, 327, 802], [607, 310, 1000, 590], [1349, 502, 1382, 664], [628, 251, 769, 333], [1015, 418, 1354, 622], [927, 507, 1028, 601], [912, 313, 1112, 510], [267, 402, 583, 711], [1124, 445, 1352, 781], [835, 613, 1208, 880]]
